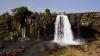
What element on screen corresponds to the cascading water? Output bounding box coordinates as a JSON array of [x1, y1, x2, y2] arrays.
[[22, 27, 26, 38], [53, 14, 85, 46], [21, 19, 26, 38]]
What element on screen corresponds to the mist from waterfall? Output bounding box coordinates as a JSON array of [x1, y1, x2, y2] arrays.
[[52, 14, 85, 46]]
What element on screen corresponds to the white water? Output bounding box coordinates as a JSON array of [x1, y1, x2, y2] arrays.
[[52, 14, 85, 46], [22, 27, 26, 38]]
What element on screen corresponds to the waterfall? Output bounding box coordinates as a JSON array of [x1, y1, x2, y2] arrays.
[[21, 19, 26, 38], [52, 14, 85, 46], [22, 27, 26, 38]]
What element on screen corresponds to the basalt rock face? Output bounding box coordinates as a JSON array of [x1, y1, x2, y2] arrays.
[[68, 12, 100, 41], [35, 14, 56, 41], [0, 12, 100, 41], [69, 12, 100, 31]]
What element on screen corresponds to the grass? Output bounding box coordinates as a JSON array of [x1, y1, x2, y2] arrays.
[[56, 48, 65, 56]]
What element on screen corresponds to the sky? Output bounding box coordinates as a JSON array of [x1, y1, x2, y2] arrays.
[[0, 0, 100, 15]]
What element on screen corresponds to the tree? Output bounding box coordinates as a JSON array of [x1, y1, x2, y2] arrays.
[[45, 9, 50, 14], [45, 8, 51, 16], [2, 12, 12, 31], [12, 6, 32, 38], [12, 6, 32, 27]]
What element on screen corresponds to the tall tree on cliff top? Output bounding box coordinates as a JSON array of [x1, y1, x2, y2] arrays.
[[45, 8, 51, 16], [12, 6, 32, 27]]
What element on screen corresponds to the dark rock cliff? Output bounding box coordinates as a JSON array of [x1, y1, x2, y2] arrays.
[[0, 12, 100, 41]]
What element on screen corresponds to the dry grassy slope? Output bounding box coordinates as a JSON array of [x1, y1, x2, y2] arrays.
[[56, 40, 100, 56]]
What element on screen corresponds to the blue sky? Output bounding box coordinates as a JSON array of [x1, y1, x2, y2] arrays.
[[0, 0, 100, 14]]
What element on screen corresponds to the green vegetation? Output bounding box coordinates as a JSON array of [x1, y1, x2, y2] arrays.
[[0, 31, 9, 39]]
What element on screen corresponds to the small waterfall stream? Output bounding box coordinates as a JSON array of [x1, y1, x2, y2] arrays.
[[53, 14, 85, 46], [22, 27, 26, 38]]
